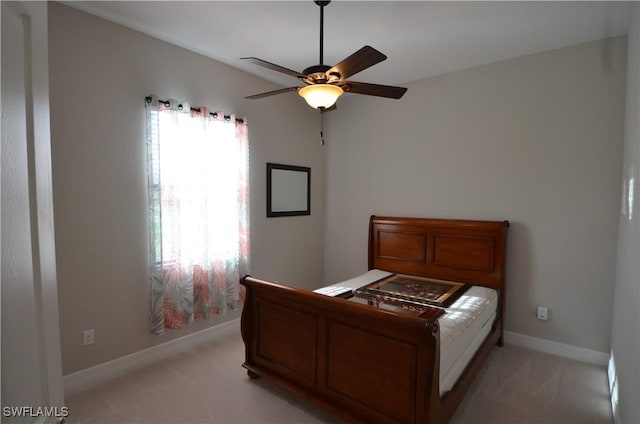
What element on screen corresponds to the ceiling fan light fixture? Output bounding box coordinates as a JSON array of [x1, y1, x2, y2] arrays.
[[298, 84, 343, 109]]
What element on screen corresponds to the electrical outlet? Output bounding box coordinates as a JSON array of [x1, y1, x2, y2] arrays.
[[83, 329, 95, 345], [537, 306, 549, 321]]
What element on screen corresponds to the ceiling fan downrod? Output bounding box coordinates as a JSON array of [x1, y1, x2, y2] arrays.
[[317, 0, 331, 66], [301, 1, 333, 79], [303, 1, 332, 79]]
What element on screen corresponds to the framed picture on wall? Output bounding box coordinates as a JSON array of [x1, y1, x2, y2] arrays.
[[267, 163, 310, 217]]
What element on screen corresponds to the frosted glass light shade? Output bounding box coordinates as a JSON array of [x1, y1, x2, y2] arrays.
[[298, 84, 343, 109]]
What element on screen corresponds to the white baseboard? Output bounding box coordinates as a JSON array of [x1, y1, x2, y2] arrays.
[[504, 331, 610, 366], [63, 318, 240, 395]]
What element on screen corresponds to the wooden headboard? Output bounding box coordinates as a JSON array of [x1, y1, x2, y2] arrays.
[[369, 215, 509, 288], [369, 215, 509, 338]]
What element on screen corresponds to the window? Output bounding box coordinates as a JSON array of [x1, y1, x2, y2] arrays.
[[145, 97, 249, 335]]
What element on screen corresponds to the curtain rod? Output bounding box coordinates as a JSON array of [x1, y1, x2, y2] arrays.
[[145, 96, 244, 123]]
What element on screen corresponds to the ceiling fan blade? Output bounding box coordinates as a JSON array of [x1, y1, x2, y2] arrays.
[[245, 86, 300, 100], [327, 46, 387, 80], [342, 81, 407, 99], [241, 57, 306, 79]]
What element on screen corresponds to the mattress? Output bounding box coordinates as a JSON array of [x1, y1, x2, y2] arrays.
[[314, 270, 498, 395]]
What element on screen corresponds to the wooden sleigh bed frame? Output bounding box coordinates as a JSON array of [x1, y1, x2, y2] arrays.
[[241, 216, 509, 423]]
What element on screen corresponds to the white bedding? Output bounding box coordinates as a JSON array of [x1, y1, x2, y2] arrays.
[[314, 269, 498, 395]]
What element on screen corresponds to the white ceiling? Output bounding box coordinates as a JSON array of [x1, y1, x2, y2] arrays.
[[65, 1, 634, 89]]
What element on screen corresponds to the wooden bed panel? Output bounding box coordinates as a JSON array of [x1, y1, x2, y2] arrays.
[[255, 300, 317, 385], [324, 321, 418, 422], [433, 235, 495, 272], [377, 230, 428, 263]]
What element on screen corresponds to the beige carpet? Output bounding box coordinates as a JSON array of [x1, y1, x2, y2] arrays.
[[65, 325, 612, 423], [451, 343, 612, 423]]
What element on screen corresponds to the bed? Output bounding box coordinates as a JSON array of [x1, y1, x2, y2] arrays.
[[240, 216, 509, 423]]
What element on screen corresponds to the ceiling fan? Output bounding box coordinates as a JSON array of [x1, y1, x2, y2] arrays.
[[242, 0, 407, 111]]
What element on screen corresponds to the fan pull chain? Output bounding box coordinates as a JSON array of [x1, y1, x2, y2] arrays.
[[320, 111, 325, 146]]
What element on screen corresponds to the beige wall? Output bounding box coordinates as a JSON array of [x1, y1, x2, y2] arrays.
[[610, 4, 639, 423], [324, 36, 627, 353], [48, 3, 325, 374]]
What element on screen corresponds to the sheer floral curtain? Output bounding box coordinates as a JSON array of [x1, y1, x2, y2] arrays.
[[145, 96, 249, 335]]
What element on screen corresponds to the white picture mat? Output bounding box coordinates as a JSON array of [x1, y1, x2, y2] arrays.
[[271, 168, 308, 212]]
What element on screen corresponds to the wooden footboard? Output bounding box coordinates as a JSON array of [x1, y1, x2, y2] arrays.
[[241, 276, 442, 424]]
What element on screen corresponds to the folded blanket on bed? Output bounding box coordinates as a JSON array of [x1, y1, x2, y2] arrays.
[[313, 269, 393, 297]]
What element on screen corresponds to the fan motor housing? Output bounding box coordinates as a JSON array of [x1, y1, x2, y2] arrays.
[[303, 64, 338, 84], [303, 64, 331, 75]]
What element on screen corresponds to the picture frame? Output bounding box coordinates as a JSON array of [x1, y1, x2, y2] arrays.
[[267, 163, 311, 217], [354, 274, 469, 308]]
